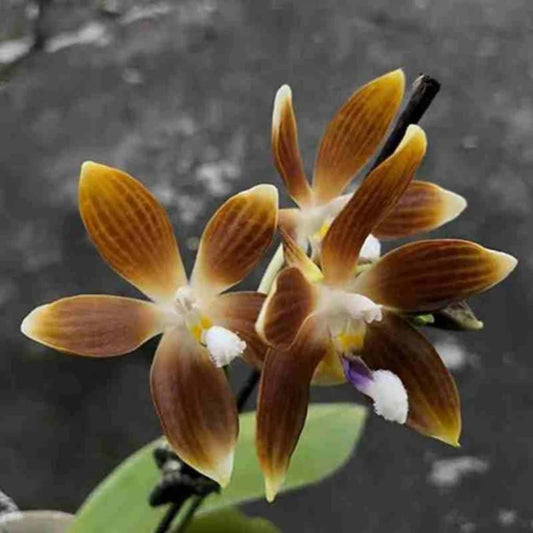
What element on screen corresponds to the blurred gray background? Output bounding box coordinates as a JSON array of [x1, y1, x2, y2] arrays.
[[0, 0, 531, 531]]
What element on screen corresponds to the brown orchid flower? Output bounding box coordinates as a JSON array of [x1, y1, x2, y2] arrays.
[[273, 69, 466, 261], [255, 125, 517, 501], [21, 162, 278, 487]]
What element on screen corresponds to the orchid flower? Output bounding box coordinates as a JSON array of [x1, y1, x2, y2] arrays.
[[255, 125, 517, 501], [21, 162, 278, 487], [272, 69, 466, 261]]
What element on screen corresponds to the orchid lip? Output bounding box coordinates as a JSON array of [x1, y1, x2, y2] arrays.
[[343, 356, 409, 424]]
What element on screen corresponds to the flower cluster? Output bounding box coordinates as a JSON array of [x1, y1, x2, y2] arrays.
[[21, 69, 516, 502]]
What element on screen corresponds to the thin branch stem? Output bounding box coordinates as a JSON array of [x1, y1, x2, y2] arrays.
[[154, 502, 181, 533], [368, 74, 440, 172], [174, 495, 204, 533]]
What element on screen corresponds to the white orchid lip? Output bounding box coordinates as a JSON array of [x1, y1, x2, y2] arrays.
[[320, 288, 383, 324], [203, 326, 246, 367], [343, 357, 409, 424]]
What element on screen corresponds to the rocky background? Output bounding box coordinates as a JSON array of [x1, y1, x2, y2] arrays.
[[0, 0, 531, 531]]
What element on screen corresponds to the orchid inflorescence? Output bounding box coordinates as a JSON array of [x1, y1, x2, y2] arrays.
[[21, 69, 516, 503]]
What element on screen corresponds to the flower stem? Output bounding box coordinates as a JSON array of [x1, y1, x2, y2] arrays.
[[369, 74, 440, 172]]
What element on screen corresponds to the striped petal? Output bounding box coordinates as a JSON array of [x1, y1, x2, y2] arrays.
[[354, 239, 518, 312], [191, 185, 278, 297], [280, 226, 324, 283], [150, 327, 238, 487], [209, 292, 268, 368], [272, 85, 313, 207], [373, 181, 467, 240], [256, 266, 318, 350], [361, 312, 461, 446], [321, 125, 427, 285], [312, 69, 405, 204], [256, 315, 331, 501], [21, 295, 166, 356], [79, 162, 186, 305]]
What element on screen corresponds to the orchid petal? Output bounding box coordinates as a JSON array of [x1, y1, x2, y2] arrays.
[[191, 185, 278, 297], [354, 239, 518, 312], [279, 226, 324, 283], [321, 125, 427, 285], [209, 292, 268, 368], [256, 315, 331, 501], [150, 327, 238, 487], [21, 295, 166, 356], [272, 85, 313, 207], [256, 266, 318, 350], [312, 69, 405, 204], [374, 181, 467, 240], [360, 312, 461, 446], [79, 162, 187, 305]]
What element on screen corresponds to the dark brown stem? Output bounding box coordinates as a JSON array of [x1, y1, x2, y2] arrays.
[[368, 74, 440, 173]]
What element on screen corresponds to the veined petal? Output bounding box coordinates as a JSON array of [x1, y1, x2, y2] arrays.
[[312, 69, 405, 204], [256, 315, 331, 501], [21, 295, 166, 356], [361, 312, 461, 446], [191, 185, 278, 297], [272, 85, 313, 207], [79, 162, 187, 305], [256, 266, 318, 349], [373, 181, 467, 240], [209, 292, 267, 368], [150, 327, 238, 487], [280, 226, 324, 283], [321, 125, 427, 285], [278, 207, 302, 241], [354, 239, 518, 312]]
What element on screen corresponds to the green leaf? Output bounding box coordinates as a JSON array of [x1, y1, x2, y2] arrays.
[[186, 508, 279, 533], [69, 403, 366, 533]]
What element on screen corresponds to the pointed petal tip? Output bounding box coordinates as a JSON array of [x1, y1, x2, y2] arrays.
[[250, 183, 279, 205], [276, 84, 292, 99], [384, 67, 406, 88], [212, 450, 235, 488], [442, 189, 468, 222], [20, 306, 39, 338], [265, 471, 285, 503], [493, 250, 518, 275], [79, 161, 107, 182]]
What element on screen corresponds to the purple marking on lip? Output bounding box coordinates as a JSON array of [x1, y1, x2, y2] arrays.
[[342, 356, 373, 391]]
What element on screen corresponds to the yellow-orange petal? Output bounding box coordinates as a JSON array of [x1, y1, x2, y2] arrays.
[[272, 85, 313, 207], [191, 185, 278, 298], [373, 181, 467, 240], [362, 312, 461, 446], [150, 327, 238, 487], [321, 125, 427, 285], [279, 226, 324, 283], [79, 162, 187, 305], [256, 315, 331, 501], [354, 239, 518, 312], [312, 69, 405, 204], [21, 295, 166, 356], [256, 266, 318, 350], [209, 291, 267, 368]]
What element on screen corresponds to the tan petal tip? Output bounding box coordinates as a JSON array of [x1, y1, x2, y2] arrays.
[[80, 160, 109, 183], [249, 183, 279, 206], [441, 189, 467, 223], [273, 85, 293, 124], [397, 124, 427, 153], [20, 306, 41, 339], [382, 68, 406, 90], [432, 427, 461, 448], [211, 451, 235, 488], [492, 250, 518, 278], [265, 471, 286, 503]]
